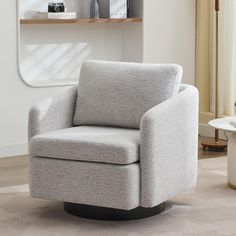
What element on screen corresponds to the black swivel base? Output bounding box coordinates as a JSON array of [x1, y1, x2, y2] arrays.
[[64, 202, 165, 221]]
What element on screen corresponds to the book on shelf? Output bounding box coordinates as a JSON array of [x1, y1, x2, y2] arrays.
[[110, 0, 130, 19], [24, 11, 77, 20], [48, 12, 77, 19]]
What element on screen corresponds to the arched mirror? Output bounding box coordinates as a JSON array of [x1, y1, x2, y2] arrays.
[[17, 0, 143, 87]]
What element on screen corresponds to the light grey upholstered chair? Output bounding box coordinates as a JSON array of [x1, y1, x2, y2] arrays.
[[28, 60, 199, 220]]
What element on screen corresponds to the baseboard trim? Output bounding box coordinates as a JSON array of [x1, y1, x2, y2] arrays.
[[199, 123, 227, 140], [0, 142, 28, 158]]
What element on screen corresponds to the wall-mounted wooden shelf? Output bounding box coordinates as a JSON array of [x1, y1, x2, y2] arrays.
[[20, 18, 142, 25]]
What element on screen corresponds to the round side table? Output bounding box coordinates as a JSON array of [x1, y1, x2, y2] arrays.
[[209, 117, 236, 189]]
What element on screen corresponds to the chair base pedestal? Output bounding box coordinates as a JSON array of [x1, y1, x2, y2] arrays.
[[64, 202, 165, 221]]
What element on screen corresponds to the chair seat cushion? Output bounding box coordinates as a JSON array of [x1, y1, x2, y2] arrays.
[[30, 126, 140, 165]]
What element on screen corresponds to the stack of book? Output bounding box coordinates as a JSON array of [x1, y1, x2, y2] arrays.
[[24, 11, 77, 20]]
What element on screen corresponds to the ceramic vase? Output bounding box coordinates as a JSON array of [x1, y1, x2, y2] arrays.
[[90, 0, 100, 19]]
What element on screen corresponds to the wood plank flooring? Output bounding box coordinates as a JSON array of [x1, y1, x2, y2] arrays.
[[0, 155, 28, 187]]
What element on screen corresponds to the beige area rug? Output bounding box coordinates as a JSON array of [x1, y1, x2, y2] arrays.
[[1, 157, 236, 236]]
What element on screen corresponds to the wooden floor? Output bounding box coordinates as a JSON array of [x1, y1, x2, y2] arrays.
[[0, 137, 227, 188], [0, 155, 28, 187]]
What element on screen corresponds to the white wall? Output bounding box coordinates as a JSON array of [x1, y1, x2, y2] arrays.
[[20, 24, 127, 86], [19, 0, 142, 86], [143, 0, 196, 84]]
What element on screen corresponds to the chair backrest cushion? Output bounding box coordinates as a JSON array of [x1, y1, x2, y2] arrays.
[[73, 60, 182, 128]]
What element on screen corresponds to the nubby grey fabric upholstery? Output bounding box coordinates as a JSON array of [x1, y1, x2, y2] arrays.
[[30, 158, 140, 210], [28, 86, 77, 139], [30, 126, 140, 165], [140, 84, 199, 207], [28, 60, 198, 212], [74, 61, 182, 128]]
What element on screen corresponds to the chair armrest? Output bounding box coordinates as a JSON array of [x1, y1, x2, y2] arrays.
[[28, 86, 77, 139], [140, 85, 199, 208]]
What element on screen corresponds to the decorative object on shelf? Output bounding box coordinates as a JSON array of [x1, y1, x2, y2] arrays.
[[23, 1, 75, 20], [201, 0, 228, 151], [110, 0, 129, 19], [90, 0, 100, 19], [48, 2, 65, 13]]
